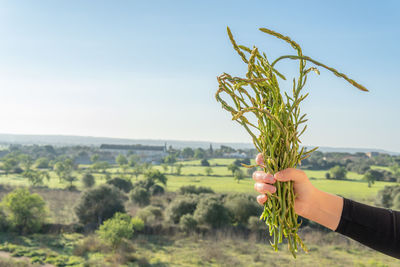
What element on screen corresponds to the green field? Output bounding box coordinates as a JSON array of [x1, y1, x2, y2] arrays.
[[0, 159, 394, 205], [1, 158, 399, 266]]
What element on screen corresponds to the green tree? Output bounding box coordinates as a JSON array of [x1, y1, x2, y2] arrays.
[[53, 158, 76, 188], [194, 196, 230, 228], [131, 217, 145, 231], [35, 157, 49, 169], [194, 148, 205, 159], [329, 165, 347, 180], [181, 147, 194, 159], [97, 212, 134, 249], [233, 169, 245, 183], [164, 154, 176, 174], [161, 164, 169, 173], [116, 154, 128, 167], [82, 173, 95, 188], [107, 177, 133, 193], [393, 193, 400, 210], [179, 214, 197, 233], [201, 159, 210, 166], [1, 188, 47, 234], [75, 184, 126, 227], [363, 170, 377, 187], [0, 207, 8, 231], [130, 187, 150, 207], [136, 205, 163, 225], [166, 195, 198, 224], [2, 158, 18, 174], [90, 154, 99, 163], [145, 169, 167, 186], [132, 164, 143, 180], [22, 170, 50, 186], [92, 161, 110, 173], [224, 194, 261, 224], [205, 167, 213, 176], [128, 155, 140, 167], [176, 164, 183, 175], [227, 163, 240, 176], [19, 154, 34, 171]]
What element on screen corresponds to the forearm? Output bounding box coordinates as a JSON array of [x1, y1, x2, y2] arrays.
[[300, 188, 344, 231]]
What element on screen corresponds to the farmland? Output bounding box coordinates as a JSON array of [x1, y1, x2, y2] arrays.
[[0, 148, 400, 266]]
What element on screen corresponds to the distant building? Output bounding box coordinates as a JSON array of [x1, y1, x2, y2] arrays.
[[365, 152, 380, 158], [223, 152, 248, 159], [99, 144, 168, 163]]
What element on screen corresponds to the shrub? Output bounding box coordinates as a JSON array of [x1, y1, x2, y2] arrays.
[[136, 205, 163, 225], [0, 208, 8, 232], [145, 169, 167, 186], [82, 173, 95, 188], [130, 186, 150, 206], [97, 212, 134, 248], [247, 216, 264, 231], [75, 184, 126, 227], [131, 217, 145, 232], [179, 214, 197, 233], [107, 177, 133, 193], [179, 185, 214, 195], [375, 185, 400, 208], [149, 184, 165, 196], [194, 196, 230, 228], [166, 195, 198, 224], [201, 159, 210, 166], [224, 194, 261, 224], [133, 179, 154, 190], [329, 165, 347, 180], [393, 193, 400, 210], [1, 188, 47, 234]]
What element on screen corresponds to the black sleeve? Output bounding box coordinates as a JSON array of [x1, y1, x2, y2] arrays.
[[335, 197, 400, 259]]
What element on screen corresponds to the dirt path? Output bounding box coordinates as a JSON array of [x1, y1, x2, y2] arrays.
[[0, 251, 54, 267]]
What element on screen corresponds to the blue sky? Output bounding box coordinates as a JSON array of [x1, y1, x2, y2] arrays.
[[0, 1, 399, 151]]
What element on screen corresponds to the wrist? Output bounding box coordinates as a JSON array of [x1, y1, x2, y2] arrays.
[[306, 189, 344, 231]]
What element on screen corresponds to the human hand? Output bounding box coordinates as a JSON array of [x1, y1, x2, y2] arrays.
[[252, 153, 318, 218]]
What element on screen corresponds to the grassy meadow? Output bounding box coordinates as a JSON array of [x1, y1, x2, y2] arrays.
[[0, 157, 399, 266]]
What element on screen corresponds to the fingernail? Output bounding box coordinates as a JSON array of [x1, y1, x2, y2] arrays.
[[256, 183, 264, 191]]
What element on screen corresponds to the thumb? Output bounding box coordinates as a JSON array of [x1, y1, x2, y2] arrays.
[[274, 168, 306, 183]]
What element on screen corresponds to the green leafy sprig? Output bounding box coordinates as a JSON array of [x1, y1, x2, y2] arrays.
[[216, 26, 368, 257]]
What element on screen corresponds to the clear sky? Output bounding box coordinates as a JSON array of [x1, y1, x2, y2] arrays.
[[0, 1, 399, 151]]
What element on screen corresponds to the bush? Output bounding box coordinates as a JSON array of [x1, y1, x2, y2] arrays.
[[0, 208, 8, 232], [194, 196, 230, 228], [75, 184, 126, 227], [393, 193, 400, 210], [136, 205, 163, 225], [130, 186, 150, 206], [131, 217, 145, 232], [166, 195, 198, 224], [1, 188, 47, 234], [97, 212, 134, 248], [179, 185, 214, 195], [329, 165, 347, 180], [179, 214, 197, 233], [224, 194, 261, 225], [375, 185, 400, 208], [247, 216, 264, 231], [149, 184, 165, 196], [201, 159, 210, 166], [82, 173, 95, 188], [107, 177, 133, 193], [144, 169, 167, 186]]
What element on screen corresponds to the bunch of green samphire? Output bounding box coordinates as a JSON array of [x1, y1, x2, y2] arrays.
[[216, 27, 368, 257]]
